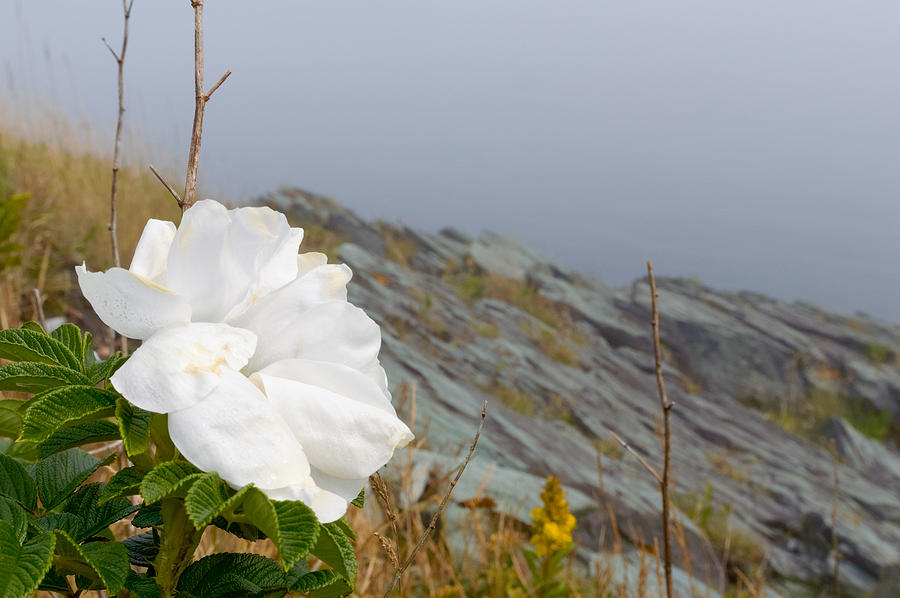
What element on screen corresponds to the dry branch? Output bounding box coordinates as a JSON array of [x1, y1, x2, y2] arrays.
[[104, 0, 133, 356], [149, 164, 184, 208], [647, 261, 674, 598], [382, 400, 488, 597], [182, 0, 230, 210]]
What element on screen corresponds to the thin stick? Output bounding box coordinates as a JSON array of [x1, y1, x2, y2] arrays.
[[149, 164, 184, 208], [32, 289, 47, 331], [104, 0, 133, 269], [104, 0, 133, 356], [182, 0, 231, 210], [610, 430, 662, 485], [647, 261, 674, 598], [382, 400, 487, 598]]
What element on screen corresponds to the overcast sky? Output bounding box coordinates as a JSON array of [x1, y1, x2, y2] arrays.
[[2, 1, 899, 320]]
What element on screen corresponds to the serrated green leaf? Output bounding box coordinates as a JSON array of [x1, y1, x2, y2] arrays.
[[0, 328, 81, 371], [0, 402, 22, 438], [98, 466, 144, 505], [0, 496, 27, 543], [310, 522, 357, 584], [0, 453, 36, 510], [124, 570, 161, 598], [116, 399, 151, 457], [36, 567, 70, 592], [241, 488, 320, 571], [1, 440, 37, 462], [290, 569, 343, 593], [50, 324, 88, 366], [88, 352, 127, 385], [350, 488, 365, 508], [140, 461, 203, 504], [0, 361, 92, 394], [54, 531, 130, 594], [31, 512, 84, 538], [36, 420, 120, 459], [123, 530, 158, 567], [131, 504, 162, 528], [331, 518, 355, 541], [176, 553, 289, 598], [19, 322, 44, 335], [34, 448, 112, 510], [19, 385, 118, 443], [61, 483, 138, 542], [0, 520, 55, 598], [184, 472, 251, 529]]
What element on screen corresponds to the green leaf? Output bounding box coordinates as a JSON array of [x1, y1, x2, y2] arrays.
[[36, 567, 71, 592], [0, 361, 92, 393], [87, 352, 127, 385], [140, 461, 203, 504], [61, 483, 138, 542], [124, 570, 161, 598], [241, 488, 320, 571], [350, 488, 365, 508], [290, 570, 348, 595], [310, 522, 357, 585], [176, 553, 289, 598], [0, 401, 22, 438], [184, 472, 251, 529], [0, 453, 36, 510], [54, 531, 130, 594], [0, 328, 81, 371], [31, 512, 84, 538], [0, 496, 27, 543], [0, 520, 55, 598], [131, 504, 162, 528], [98, 466, 145, 505], [116, 399, 151, 457], [19, 322, 44, 335], [19, 385, 118, 443], [34, 448, 109, 510], [36, 420, 120, 459], [331, 518, 355, 541], [50, 324, 89, 366], [123, 531, 158, 567]]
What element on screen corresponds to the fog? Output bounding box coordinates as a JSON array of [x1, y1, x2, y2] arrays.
[[3, 1, 899, 320]]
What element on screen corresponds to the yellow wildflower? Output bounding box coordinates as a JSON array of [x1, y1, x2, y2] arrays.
[[529, 476, 576, 556]]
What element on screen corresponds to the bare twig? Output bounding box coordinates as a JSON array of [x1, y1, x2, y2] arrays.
[[149, 164, 184, 208], [104, 0, 133, 356], [610, 430, 662, 485], [32, 288, 47, 331], [104, 0, 133, 269], [204, 69, 231, 101], [182, 0, 230, 210], [647, 261, 674, 598], [383, 400, 487, 598]]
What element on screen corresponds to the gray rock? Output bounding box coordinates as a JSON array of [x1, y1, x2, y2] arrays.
[[251, 190, 900, 596]]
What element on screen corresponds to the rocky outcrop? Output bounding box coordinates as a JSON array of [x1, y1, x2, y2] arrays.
[[255, 189, 900, 597]]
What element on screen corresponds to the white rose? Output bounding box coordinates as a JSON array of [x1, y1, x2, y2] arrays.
[[77, 199, 413, 522]]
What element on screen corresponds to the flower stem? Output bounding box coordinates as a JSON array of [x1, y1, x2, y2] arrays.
[[153, 498, 203, 597]]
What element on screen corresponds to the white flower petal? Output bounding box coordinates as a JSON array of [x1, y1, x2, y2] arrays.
[[165, 200, 303, 321], [129, 219, 176, 280], [310, 467, 368, 503], [265, 479, 350, 523], [297, 252, 328, 276], [254, 358, 395, 414], [76, 264, 191, 340], [240, 300, 379, 373], [359, 359, 391, 400], [254, 371, 414, 480], [110, 323, 257, 413], [168, 369, 311, 490]]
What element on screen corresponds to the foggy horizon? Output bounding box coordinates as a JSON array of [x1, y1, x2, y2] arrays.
[[2, 1, 898, 322]]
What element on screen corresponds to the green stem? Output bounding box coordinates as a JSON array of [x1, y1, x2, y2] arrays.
[[153, 498, 203, 597]]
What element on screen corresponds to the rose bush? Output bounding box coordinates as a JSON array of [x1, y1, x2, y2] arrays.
[[77, 199, 413, 522]]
